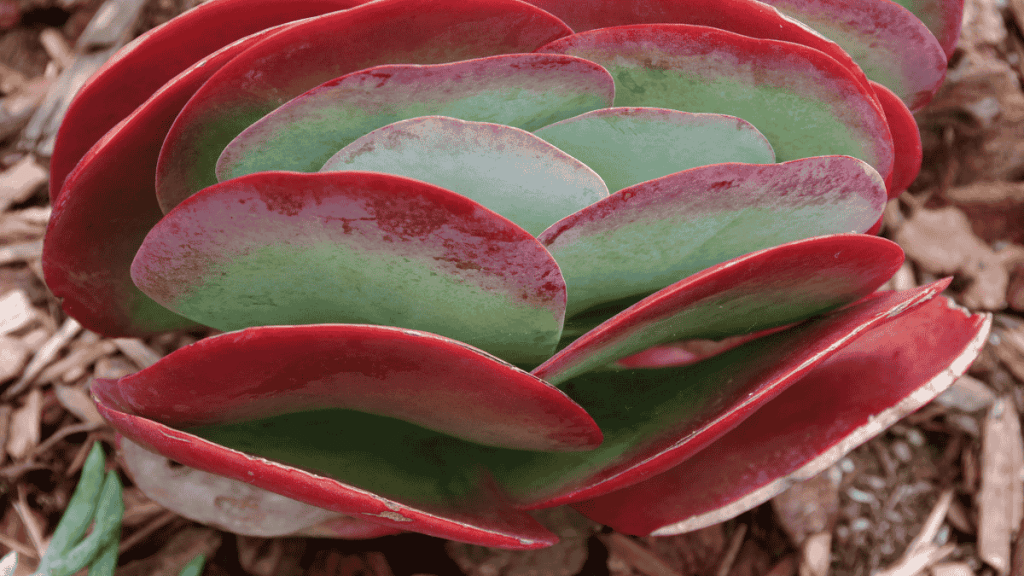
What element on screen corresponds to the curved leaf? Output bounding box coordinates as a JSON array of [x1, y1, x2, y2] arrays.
[[534, 235, 903, 385], [757, 0, 947, 108], [538, 156, 886, 316], [574, 296, 990, 536], [155, 0, 572, 212], [97, 324, 599, 452], [217, 53, 614, 180], [534, 108, 775, 193], [538, 24, 893, 180], [321, 117, 609, 236], [132, 171, 567, 365], [484, 280, 951, 508]]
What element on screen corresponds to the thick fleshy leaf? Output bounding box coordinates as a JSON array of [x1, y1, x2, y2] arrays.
[[533, 108, 775, 193], [756, 0, 947, 109], [120, 438, 402, 539], [42, 26, 286, 336], [872, 81, 923, 198], [483, 280, 951, 508], [890, 0, 963, 57], [321, 117, 609, 236], [95, 324, 600, 452], [575, 296, 991, 536], [520, 0, 873, 94], [132, 171, 566, 365], [155, 0, 572, 212], [538, 156, 886, 316], [538, 25, 893, 181], [49, 0, 364, 200], [533, 235, 903, 385], [94, 400, 557, 549], [217, 53, 615, 181]]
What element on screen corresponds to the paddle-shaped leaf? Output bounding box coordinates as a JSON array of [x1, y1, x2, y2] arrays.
[[534, 235, 903, 385], [155, 0, 572, 212], [95, 324, 599, 451], [533, 108, 775, 193], [575, 296, 990, 535], [538, 24, 893, 181], [132, 171, 567, 365], [321, 117, 609, 236], [756, 0, 947, 109], [539, 156, 886, 316], [485, 280, 950, 508], [217, 53, 615, 180]]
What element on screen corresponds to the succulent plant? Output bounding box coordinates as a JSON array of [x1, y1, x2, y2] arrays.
[[44, 0, 988, 549]]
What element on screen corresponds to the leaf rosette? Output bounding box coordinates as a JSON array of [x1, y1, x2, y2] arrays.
[[43, 0, 986, 549]]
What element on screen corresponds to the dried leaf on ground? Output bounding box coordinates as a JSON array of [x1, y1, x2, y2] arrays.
[[978, 397, 1024, 574], [892, 206, 1024, 309]]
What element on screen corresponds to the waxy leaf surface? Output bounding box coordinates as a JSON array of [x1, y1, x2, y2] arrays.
[[94, 398, 558, 549], [534, 108, 775, 193], [50, 0, 364, 199], [757, 0, 947, 109], [575, 296, 990, 535], [217, 54, 615, 181], [890, 0, 963, 57], [872, 81, 923, 197], [485, 280, 951, 508], [538, 25, 893, 181], [132, 171, 566, 365], [521, 0, 873, 94], [534, 235, 903, 385], [321, 117, 609, 236], [539, 156, 886, 316], [43, 26, 285, 336], [97, 324, 600, 451], [155, 0, 572, 212]]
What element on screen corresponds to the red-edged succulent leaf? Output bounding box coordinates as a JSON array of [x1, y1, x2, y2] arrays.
[[120, 438, 402, 539], [131, 171, 566, 366], [538, 25, 893, 183], [520, 0, 873, 94], [483, 280, 952, 509], [533, 235, 903, 385], [872, 81, 923, 198], [574, 295, 990, 536], [320, 117, 608, 236], [533, 108, 775, 193], [49, 0, 363, 200], [217, 53, 615, 181], [42, 26, 287, 336], [891, 0, 963, 58], [538, 156, 886, 316], [95, 324, 599, 451], [95, 398, 557, 549], [756, 0, 947, 109], [155, 0, 572, 212]]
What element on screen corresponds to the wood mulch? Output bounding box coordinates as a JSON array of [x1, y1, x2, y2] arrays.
[[2, 0, 1024, 574]]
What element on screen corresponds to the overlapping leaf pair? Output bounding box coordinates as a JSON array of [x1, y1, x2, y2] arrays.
[[43, 0, 987, 549]]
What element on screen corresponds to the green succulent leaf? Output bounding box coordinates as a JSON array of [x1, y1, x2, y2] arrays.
[[534, 235, 903, 385], [132, 171, 567, 365], [321, 116, 609, 236], [539, 156, 886, 316], [217, 53, 614, 181], [538, 23, 893, 180], [534, 107, 775, 193]]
